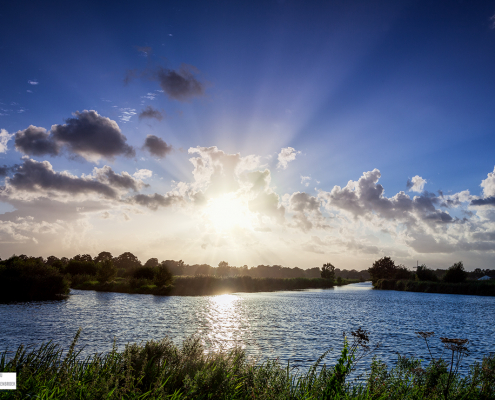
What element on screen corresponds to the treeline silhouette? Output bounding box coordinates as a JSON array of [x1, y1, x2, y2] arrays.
[[368, 256, 495, 296], [0, 252, 365, 301]]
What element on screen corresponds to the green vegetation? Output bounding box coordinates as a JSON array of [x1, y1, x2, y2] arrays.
[[73, 276, 354, 296], [369, 257, 495, 296], [0, 256, 69, 302], [1, 329, 494, 399], [1, 253, 365, 301]]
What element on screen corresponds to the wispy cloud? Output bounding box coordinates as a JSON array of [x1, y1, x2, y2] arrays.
[[277, 147, 300, 169], [27, 80, 39, 85]]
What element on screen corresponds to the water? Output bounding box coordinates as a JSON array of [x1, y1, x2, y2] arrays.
[[1, 282, 494, 373]]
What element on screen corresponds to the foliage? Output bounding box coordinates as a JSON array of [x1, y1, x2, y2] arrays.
[[368, 256, 397, 283], [132, 266, 155, 280], [443, 261, 468, 283], [96, 259, 118, 283], [154, 264, 173, 287], [113, 252, 142, 271], [0, 256, 70, 302], [65, 259, 97, 276], [373, 278, 495, 296], [416, 264, 439, 282], [321, 262, 336, 283]]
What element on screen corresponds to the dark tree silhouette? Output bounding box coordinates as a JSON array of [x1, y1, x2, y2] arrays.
[[154, 265, 173, 286], [443, 261, 468, 283], [321, 263, 335, 282], [96, 259, 117, 283], [114, 252, 142, 270], [416, 264, 439, 282], [368, 257, 396, 283], [144, 258, 159, 268], [94, 251, 113, 264]]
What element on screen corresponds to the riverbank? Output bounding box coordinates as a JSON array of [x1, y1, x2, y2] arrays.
[[373, 278, 495, 296], [73, 276, 356, 296], [2, 329, 494, 399]]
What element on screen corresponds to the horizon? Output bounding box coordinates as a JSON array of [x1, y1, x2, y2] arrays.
[[1, 1, 495, 271]]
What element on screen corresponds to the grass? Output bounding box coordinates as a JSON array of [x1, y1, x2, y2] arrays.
[[373, 279, 495, 296], [1, 329, 494, 399], [72, 276, 357, 296]]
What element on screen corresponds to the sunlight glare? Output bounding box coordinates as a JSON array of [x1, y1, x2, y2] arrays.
[[203, 193, 255, 232]]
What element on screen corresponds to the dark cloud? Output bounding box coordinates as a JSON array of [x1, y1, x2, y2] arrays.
[[93, 166, 147, 191], [15, 125, 60, 156], [128, 193, 183, 210], [471, 197, 495, 206], [14, 111, 135, 162], [143, 135, 173, 158], [51, 110, 135, 161], [139, 106, 164, 121], [289, 192, 327, 232], [155, 64, 205, 101], [0, 164, 18, 177], [4, 158, 118, 198]]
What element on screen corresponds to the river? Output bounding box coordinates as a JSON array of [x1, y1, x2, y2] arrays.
[[1, 282, 494, 372]]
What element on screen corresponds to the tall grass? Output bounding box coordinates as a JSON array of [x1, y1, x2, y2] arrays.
[[1, 329, 494, 399]]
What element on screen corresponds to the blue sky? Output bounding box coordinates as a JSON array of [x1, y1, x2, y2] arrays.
[[1, 0, 495, 270]]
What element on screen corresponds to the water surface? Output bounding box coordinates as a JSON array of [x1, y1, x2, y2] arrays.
[[1, 283, 494, 372]]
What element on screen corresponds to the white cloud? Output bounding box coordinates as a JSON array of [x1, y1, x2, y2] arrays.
[[28, 80, 39, 85], [480, 166, 495, 198], [0, 129, 13, 153], [133, 169, 153, 180], [301, 176, 311, 187], [277, 147, 300, 169], [407, 175, 427, 192]]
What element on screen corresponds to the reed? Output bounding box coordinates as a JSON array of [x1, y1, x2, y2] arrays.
[[1, 329, 493, 399]]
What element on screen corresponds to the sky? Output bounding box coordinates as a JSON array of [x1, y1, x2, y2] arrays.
[[1, 0, 495, 271]]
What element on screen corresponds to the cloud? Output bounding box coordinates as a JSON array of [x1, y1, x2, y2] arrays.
[[118, 108, 137, 123], [0, 129, 13, 153], [91, 165, 147, 192], [28, 80, 39, 85], [133, 169, 153, 180], [287, 192, 327, 232], [3, 158, 118, 200], [155, 64, 205, 101], [480, 166, 495, 198], [277, 147, 300, 169], [128, 193, 184, 210], [319, 169, 453, 225], [407, 175, 427, 192], [143, 135, 173, 158], [15, 126, 60, 156], [139, 106, 163, 121], [301, 175, 311, 187], [14, 110, 135, 162], [135, 46, 152, 56]]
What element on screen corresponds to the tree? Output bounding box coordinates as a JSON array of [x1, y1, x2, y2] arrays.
[[321, 263, 335, 282], [368, 257, 396, 283], [217, 261, 230, 277], [114, 252, 141, 270], [144, 258, 159, 268], [97, 259, 117, 283], [443, 261, 467, 283], [133, 266, 155, 280], [394, 265, 414, 280], [195, 264, 211, 276], [73, 254, 93, 262], [416, 264, 438, 282], [94, 251, 113, 264], [154, 265, 173, 286]]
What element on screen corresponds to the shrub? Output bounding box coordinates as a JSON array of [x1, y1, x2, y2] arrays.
[[96, 259, 117, 283], [416, 264, 439, 282], [443, 261, 468, 283], [65, 260, 97, 276], [132, 266, 155, 280], [154, 265, 173, 286]]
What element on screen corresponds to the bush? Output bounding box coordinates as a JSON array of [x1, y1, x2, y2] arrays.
[[133, 266, 155, 280], [443, 261, 468, 283], [96, 259, 117, 283], [65, 260, 97, 276], [416, 264, 439, 282], [154, 265, 173, 286]]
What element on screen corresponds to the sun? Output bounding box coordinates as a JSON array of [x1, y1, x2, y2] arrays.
[[203, 193, 255, 232]]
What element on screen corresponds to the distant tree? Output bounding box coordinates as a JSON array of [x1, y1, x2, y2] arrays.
[[45, 256, 60, 266], [217, 261, 230, 277], [368, 257, 396, 283], [72, 254, 93, 263], [96, 259, 117, 283], [144, 258, 159, 268], [321, 263, 335, 283], [195, 264, 212, 276], [394, 265, 414, 280], [94, 251, 113, 264], [416, 264, 439, 282], [443, 261, 468, 283], [114, 252, 142, 270], [66, 258, 97, 276], [154, 265, 173, 286]]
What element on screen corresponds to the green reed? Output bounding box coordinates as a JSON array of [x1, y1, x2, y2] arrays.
[[1, 328, 494, 399]]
